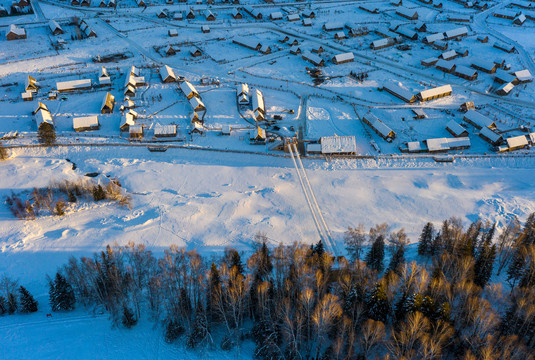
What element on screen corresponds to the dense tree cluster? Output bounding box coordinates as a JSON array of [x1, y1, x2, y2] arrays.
[[17, 214, 535, 359], [0, 275, 38, 315]]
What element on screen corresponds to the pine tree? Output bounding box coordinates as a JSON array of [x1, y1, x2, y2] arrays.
[[186, 307, 209, 349], [474, 241, 497, 288], [0, 296, 6, 315], [366, 282, 390, 323], [387, 245, 405, 275], [68, 189, 77, 203], [417, 222, 434, 257], [7, 292, 17, 314], [19, 286, 38, 313], [429, 232, 443, 258], [164, 318, 185, 343], [313, 240, 325, 257], [366, 235, 385, 273], [37, 124, 56, 145], [229, 249, 244, 275], [121, 304, 137, 328], [49, 273, 76, 312]]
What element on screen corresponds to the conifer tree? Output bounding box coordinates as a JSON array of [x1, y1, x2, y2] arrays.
[[229, 249, 244, 275], [366, 235, 385, 273], [0, 295, 6, 315], [38, 124, 56, 145], [418, 222, 434, 257], [187, 306, 209, 349], [366, 282, 390, 323], [121, 304, 137, 328], [49, 273, 76, 312], [93, 185, 106, 202], [164, 318, 185, 343], [19, 286, 38, 313], [474, 241, 497, 288], [313, 240, 325, 257], [7, 293, 17, 314], [387, 245, 405, 275]]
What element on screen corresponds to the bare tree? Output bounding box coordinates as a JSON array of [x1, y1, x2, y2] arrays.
[[359, 318, 385, 358]]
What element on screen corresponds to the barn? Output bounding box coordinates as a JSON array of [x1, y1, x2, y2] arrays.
[[463, 110, 496, 129]]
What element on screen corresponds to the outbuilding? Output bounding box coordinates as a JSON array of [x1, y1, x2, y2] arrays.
[[101, 92, 115, 114], [463, 110, 496, 129], [320, 136, 357, 155], [446, 120, 469, 137], [382, 82, 417, 103], [73, 116, 100, 131], [362, 112, 396, 142], [506, 135, 529, 150], [479, 127, 503, 145], [154, 124, 177, 138], [160, 65, 176, 83], [129, 125, 143, 139], [396, 7, 418, 20], [302, 51, 325, 66], [332, 52, 354, 64], [48, 20, 64, 35], [418, 85, 453, 101], [6, 24, 26, 40]]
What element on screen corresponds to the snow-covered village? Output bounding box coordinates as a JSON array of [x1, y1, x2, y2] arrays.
[[1, 0, 535, 358]]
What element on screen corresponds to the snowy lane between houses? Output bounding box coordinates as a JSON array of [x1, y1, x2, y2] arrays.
[[1, 147, 534, 286]]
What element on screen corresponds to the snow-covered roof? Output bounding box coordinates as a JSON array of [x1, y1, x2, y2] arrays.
[[320, 136, 357, 154], [454, 65, 477, 77], [160, 65, 176, 82], [120, 113, 135, 129], [419, 85, 453, 100], [252, 89, 265, 113], [323, 21, 344, 30], [270, 11, 283, 19], [471, 60, 496, 72], [506, 135, 528, 149], [335, 31, 346, 39], [464, 110, 495, 129], [237, 83, 249, 96], [479, 127, 502, 143], [407, 141, 426, 152], [73, 115, 99, 130], [412, 108, 427, 117], [514, 69, 533, 82], [48, 20, 63, 33], [180, 81, 199, 97], [444, 26, 468, 39], [154, 124, 177, 136], [333, 52, 354, 63], [499, 82, 515, 95], [441, 50, 457, 60], [396, 7, 418, 18], [57, 79, 92, 92], [446, 120, 467, 136], [372, 37, 396, 48], [302, 51, 324, 66], [435, 59, 456, 71], [495, 69, 517, 83], [129, 125, 143, 134], [189, 96, 205, 111], [101, 92, 115, 110], [383, 81, 416, 103], [493, 42, 515, 52], [288, 14, 300, 21], [8, 24, 25, 36], [363, 112, 395, 138], [204, 9, 214, 18], [426, 137, 470, 151], [35, 109, 53, 128], [233, 36, 261, 50]]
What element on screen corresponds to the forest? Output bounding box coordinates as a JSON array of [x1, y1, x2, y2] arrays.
[[2, 214, 535, 360]]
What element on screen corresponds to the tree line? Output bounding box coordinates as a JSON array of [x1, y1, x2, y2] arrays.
[[3, 214, 535, 359]]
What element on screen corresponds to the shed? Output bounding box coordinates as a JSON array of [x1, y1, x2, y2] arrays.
[[290, 45, 302, 55], [514, 14, 526, 25], [323, 22, 344, 31], [396, 7, 418, 20], [421, 57, 439, 67], [513, 69, 533, 83], [190, 48, 202, 57], [440, 50, 458, 61], [332, 52, 354, 64], [250, 126, 267, 143], [129, 125, 143, 138], [471, 60, 497, 74], [189, 96, 206, 112], [446, 120, 469, 137], [302, 18, 312, 26], [252, 89, 265, 114], [371, 37, 397, 50], [477, 35, 489, 43], [444, 27, 468, 40], [185, 8, 195, 19], [73, 116, 99, 131], [204, 9, 215, 20], [460, 101, 475, 112], [494, 70, 517, 84], [423, 32, 444, 44], [334, 31, 346, 40], [302, 10, 315, 18], [35, 109, 54, 130], [412, 108, 427, 119], [493, 42, 515, 53], [270, 11, 283, 20], [232, 8, 242, 19], [221, 125, 231, 135], [168, 29, 178, 37], [48, 20, 64, 35], [164, 45, 176, 56], [302, 51, 325, 66], [453, 65, 478, 80], [288, 13, 300, 21], [6, 24, 26, 40], [435, 59, 456, 73], [25, 75, 39, 92], [496, 82, 515, 96]]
